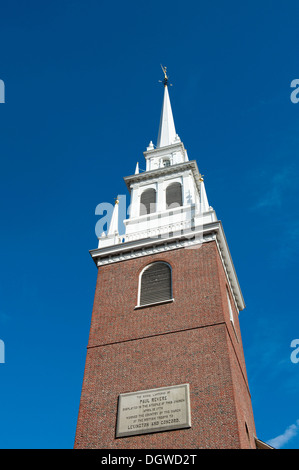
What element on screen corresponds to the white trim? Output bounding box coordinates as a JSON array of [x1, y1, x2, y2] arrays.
[[138, 181, 157, 190], [125, 201, 194, 224], [230, 319, 239, 342], [90, 220, 245, 312], [124, 160, 202, 196], [143, 141, 186, 160], [164, 176, 182, 188], [226, 286, 239, 340], [214, 227, 245, 312], [226, 287, 234, 324]]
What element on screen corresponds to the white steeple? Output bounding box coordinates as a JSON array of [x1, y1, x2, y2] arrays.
[[143, 66, 186, 171], [92, 68, 245, 312], [157, 81, 177, 148]]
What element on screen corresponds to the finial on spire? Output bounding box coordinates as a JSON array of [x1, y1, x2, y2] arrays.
[[160, 65, 172, 87]]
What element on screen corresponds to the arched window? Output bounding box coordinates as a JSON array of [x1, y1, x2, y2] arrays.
[[166, 182, 182, 209], [139, 262, 172, 306], [140, 188, 156, 216]]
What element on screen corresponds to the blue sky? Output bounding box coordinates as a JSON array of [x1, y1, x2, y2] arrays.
[[0, 0, 299, 449]]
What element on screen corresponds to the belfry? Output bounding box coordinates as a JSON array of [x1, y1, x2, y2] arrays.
[[74, 67, 260, 449]]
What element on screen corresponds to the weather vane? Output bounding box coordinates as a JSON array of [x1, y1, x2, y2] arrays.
[[159, 65, 172, 87]]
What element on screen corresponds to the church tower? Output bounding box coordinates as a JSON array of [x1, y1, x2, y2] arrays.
[[74, 67, 257, 449]]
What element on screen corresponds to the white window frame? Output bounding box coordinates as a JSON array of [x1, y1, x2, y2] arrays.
[[135, 261, 174, 309]]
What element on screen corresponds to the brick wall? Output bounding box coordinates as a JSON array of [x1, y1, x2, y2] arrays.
[[74, 241, 256, 448]]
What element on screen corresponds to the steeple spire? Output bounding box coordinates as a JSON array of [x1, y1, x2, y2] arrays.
[[157, 66, 177, 148]]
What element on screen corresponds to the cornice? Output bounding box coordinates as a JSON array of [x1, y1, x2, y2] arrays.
[[143, 141, 186, 159], [124, 160, 201, 193], [89, 220, 245, 312]]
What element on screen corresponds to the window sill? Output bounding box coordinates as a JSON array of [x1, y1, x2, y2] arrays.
[[135, 298, 174, 310]]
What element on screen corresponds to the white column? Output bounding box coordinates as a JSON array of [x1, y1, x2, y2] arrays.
[[182, 172, 193, 206], [157, 179, 166, 212], [129, 185, 140, 219]]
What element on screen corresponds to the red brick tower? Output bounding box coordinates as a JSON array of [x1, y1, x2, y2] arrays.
[[74, 68, 257, 449]]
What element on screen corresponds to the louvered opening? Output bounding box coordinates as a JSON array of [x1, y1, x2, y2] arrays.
[[140, 188, 156, 216], [139, 262, 172, 306], [166, 182, 182, 209]]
